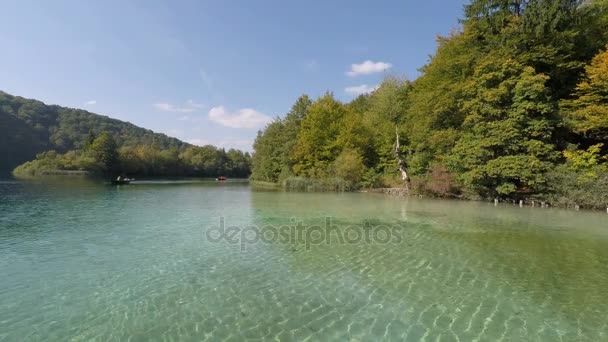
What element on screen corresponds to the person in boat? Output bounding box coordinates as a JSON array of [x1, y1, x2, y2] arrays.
[[117, 175, 122, 181]]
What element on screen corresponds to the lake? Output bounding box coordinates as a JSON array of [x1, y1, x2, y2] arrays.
[[1, 179, 607, 341]]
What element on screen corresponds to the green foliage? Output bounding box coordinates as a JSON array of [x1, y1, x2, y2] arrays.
[[251, 120, 286, 182], [449, 58, 558, 196], [0, 107, 49, 173], [88, 132, 119, 175], [362, 78, 411, 173], [546, 165, 608, 209], [291, 94, 349, 177], [13, 150, 102, 176], [251, 95, 312, 183], [562, 144, 608, 180], [3, 91, 252, 178], [464, 0, 525, 34], [249, 0, 608, 206], [0, 91, 188, 172], [283, 177, 353, 192], [562, 46, 608, 141], [84, 129, 97, 150], [332, 149, 366, 186], [282, 95, 313, 172], [14, 140, 252, 178]]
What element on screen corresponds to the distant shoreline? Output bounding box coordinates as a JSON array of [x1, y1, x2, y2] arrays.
[[12, 172, 250, 182], [13, 169, 93, 177]]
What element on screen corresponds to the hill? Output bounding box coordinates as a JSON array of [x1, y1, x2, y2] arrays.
[[1, 91, 251, 178], [0, 91, 186, 173]]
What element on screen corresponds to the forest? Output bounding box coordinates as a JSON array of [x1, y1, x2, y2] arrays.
[[1, 91, 251, 178], [251, 0, 608, 208]]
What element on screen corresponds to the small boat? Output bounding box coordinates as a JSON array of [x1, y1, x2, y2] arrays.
[[216, 176, 227, 181], [109, 178, 134, 185]]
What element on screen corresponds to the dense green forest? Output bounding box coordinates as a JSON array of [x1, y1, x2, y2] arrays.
[[251, 0, 608, 208], [1, 91, 251, 178]]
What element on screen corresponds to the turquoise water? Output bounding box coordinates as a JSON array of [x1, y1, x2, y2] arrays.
[[1, 179, 607, 341]]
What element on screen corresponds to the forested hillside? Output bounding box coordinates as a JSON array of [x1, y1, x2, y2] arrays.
[[0, 91, 184, 170], [1, 91, 251, 177], [251, 0, 608, 208]]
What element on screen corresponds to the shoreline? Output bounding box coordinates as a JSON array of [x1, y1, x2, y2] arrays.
[[251, 180, 608, 213], [12, 169, 94, 177]]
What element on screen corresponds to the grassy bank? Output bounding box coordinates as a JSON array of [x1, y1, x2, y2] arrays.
[[252, 175, 608, 212], [283, 177, 356, 192], [251, 177, 355, 192], [249, 180, 282, 188], [13, 168, 94, 177]]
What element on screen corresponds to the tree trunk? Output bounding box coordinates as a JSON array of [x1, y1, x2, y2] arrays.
[[393, 126, 411, 192], [514, 1, 521, 17]]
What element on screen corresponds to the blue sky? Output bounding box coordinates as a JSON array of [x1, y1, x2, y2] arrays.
[[0, 0, 468, 151]]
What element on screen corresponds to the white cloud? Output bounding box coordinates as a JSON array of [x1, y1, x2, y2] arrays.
[[208, 106, 272, 129], [345, 84, 379, 95], [187, 139, 211, 146], [346, 60, 392, 77], [154, 100, 205, 113], [85, 100, 97, 105], [154, 103, 178, 111]]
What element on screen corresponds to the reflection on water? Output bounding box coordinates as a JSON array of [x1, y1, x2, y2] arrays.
[[0, 180, 607, 341]]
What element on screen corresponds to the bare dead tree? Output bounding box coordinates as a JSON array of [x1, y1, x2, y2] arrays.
[[393, 126, 411, 192]]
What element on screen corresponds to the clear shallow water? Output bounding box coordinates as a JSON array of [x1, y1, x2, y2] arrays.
[[1, 179, 607, 341]]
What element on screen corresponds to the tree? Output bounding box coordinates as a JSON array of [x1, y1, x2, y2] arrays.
[[251, 95, 312, 182], [280, 95, 312, 176], [464, 0, 526, 34], [464, 1, 593, 99], [333, 149, 366, 185], [291, 94, 348, 177], [449, 58, 558, 196], [402, 31, 476, 174], [214, 0, 608, 203], [364, 78, 413, 176], [562, 46, 608, 141], [0, 90, 190, 172], [226, 149, 252, 178], [251, 120, 286, 182], [88, 132, 119, 175], [84, 129, 97, 150]]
